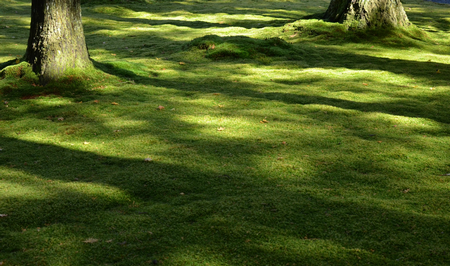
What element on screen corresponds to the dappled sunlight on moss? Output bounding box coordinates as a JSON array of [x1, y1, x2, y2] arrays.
[[1, 0, 450, 264]]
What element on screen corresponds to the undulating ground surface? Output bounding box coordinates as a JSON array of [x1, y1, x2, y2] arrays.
[[1, 0, 450, 265]]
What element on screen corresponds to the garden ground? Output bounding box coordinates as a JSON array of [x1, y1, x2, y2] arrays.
[[1, 0, 450, 265]]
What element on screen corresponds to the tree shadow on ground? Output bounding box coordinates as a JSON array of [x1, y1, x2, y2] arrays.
[[1, 131, 449, 265], [90, 35, 450, 125]]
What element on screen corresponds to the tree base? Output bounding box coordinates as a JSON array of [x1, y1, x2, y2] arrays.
[[26, 0, 91, 85], [324, 0, 410, 29]]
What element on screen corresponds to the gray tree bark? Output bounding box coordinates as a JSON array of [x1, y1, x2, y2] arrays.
[[25, 0, 91, 84], [323, 0, 410, 28]]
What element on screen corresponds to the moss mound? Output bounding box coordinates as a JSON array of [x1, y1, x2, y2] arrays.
[[185, 35, 301, 61], [0, 62, 35, 80]]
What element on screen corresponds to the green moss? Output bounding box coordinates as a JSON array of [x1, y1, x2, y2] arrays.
[[1, 0, 450, 265], [81, 0, 147, 5], [185, 35, 299, 61], [0, 61, 34, 79]]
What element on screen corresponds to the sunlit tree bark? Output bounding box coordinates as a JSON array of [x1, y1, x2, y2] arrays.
[[323, 0, 410, 28], [25, 0, 91, 84]]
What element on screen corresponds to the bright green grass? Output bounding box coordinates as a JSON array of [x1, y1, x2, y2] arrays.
[[1, 0, 450, 265]]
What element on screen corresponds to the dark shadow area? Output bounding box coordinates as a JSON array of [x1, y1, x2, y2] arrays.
[[427, 0, 450, 4], [301, 12, 326, 20], [0, 59, 18, 71]]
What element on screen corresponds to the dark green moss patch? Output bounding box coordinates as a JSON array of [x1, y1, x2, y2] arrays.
[[185, 35, 301, 61]]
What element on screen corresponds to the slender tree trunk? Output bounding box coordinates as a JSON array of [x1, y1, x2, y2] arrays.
[[324, 0, 409, 28], [26, 0, 91, 84]]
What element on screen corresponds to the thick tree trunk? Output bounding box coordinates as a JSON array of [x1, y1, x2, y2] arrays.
[[26, 0, 91, 84], [323, 0, 409, 29]]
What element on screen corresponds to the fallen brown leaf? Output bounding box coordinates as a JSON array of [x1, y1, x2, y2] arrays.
[[83, 238, 99, 243], [260, 119, 269, 123], [157, 105, 165, 110], [111, 102, 119, 105]]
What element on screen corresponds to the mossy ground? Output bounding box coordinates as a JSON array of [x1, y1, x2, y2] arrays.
[[1, 0, 450, 265]]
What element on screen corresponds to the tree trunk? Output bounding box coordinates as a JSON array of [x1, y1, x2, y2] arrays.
[[323, 0, 409, 29], [26, 0, 91, 84]]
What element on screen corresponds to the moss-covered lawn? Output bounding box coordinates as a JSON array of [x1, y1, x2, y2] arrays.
[[1, 0, 450, 265]]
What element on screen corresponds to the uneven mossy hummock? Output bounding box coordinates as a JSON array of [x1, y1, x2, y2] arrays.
[[185, 35, 301, 60], [0, 62, 34, 80]]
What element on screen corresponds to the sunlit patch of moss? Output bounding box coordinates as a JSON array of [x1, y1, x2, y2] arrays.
[[0, 61, 33, 79], [0, 177, 49, 200]]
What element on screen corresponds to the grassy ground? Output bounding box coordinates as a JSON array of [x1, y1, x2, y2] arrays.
[[1, 0, 450, 265]]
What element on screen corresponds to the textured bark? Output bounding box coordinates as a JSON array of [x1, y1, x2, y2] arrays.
[[26, 0, 91, 84], [324, 0, 409, 28]]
